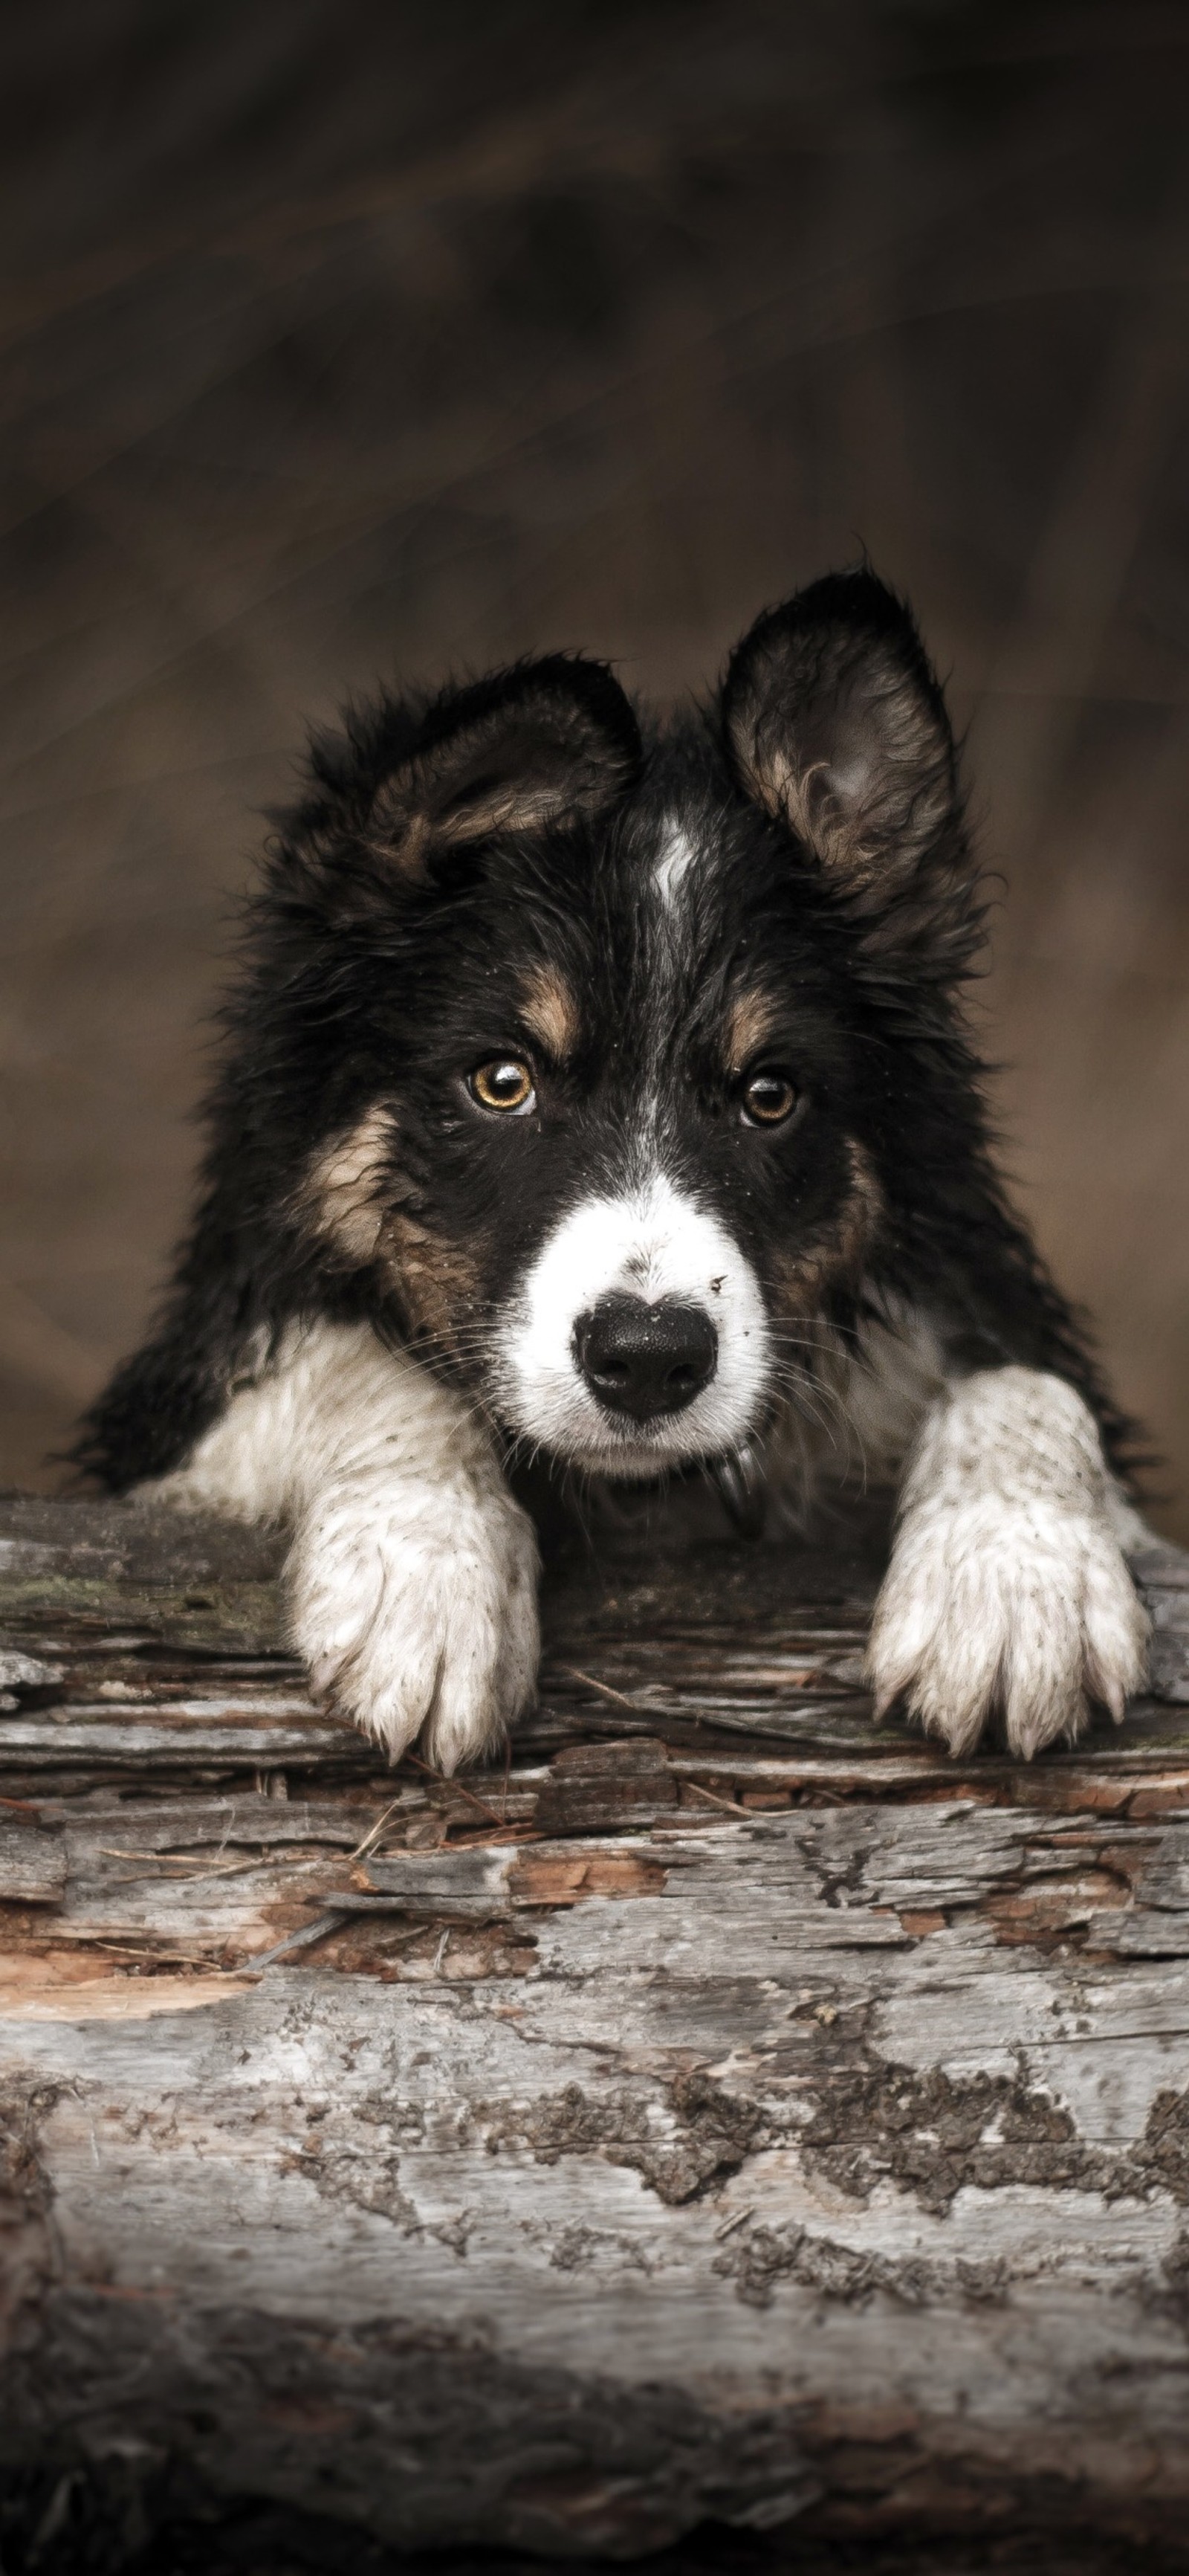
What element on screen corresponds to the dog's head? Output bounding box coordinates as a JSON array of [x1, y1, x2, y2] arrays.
[[276, 569, 975, 1477]]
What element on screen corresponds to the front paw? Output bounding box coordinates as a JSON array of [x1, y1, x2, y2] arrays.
[[288, 1480, 540, 1772], [866, 1501, 1148, 1758]]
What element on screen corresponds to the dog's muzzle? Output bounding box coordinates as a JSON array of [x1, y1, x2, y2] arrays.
[[573, 1294, 718, 1422]]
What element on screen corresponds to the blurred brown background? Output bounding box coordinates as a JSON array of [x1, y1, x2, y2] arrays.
[[3, 0, 1188, 1530]]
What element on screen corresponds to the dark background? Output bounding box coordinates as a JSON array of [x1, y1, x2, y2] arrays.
[[3, 0, 1188, 1531]]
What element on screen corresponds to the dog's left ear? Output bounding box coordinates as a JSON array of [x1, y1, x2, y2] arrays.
[[721, 570, 960, 906]]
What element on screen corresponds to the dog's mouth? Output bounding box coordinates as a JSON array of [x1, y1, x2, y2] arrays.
[[707, 1442, 768, 1536], [494, 1387, 771, 1490]]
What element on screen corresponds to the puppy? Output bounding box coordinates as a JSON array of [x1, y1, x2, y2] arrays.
[[74, 569, 1150, 1767]]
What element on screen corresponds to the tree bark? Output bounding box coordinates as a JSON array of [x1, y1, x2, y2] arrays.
[[3, 1491, 1189, 2557]]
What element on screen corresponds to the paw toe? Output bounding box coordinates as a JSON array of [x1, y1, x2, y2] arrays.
[[868, 1511, 1146, 1760], [1081, 1553, 1149, 1725], [291, 1497, 540, 1771]]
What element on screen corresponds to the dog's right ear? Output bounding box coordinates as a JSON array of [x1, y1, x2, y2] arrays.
[[364, 656, 640, 881]]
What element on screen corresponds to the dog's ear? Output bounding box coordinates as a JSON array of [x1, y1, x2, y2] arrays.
[[367, 656, 640, 879], [721, 570, 960, 907]]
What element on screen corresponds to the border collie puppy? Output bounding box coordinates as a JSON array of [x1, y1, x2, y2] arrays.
[[74, 570, 1150, 1769]]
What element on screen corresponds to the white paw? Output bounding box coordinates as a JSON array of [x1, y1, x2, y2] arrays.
[[866, 1498, 1148, 1757], [288, 1475, 540, 1772]]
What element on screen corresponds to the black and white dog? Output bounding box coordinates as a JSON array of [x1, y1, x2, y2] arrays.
[[75, 569, 1150, 1769]]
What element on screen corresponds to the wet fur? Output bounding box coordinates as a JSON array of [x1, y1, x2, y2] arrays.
[[73, 571, 1149, 1764]]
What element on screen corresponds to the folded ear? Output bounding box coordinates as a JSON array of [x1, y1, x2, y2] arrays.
[[368, 655, 640, 879], [721, 570, 961, 906]]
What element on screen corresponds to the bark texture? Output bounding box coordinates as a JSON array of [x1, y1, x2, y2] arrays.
[[4, 1491, 1189, 2557]]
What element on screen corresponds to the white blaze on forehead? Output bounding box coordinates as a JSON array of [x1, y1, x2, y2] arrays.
[[493, 1171, 771, 1473], [653, 823, 698, 909]]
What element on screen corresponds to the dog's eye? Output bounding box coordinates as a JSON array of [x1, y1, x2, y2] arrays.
[[469, 1056, 536, 1114], [741, 1069, 798, 1127]]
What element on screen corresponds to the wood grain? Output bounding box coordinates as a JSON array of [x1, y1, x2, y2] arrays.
[[4, 1494, 1189, 2553]]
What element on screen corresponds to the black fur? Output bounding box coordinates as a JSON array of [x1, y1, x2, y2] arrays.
[[73, 569, 1137, 1495]]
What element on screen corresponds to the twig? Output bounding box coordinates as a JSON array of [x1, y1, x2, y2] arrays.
[[348, 1795, 409, 1863], [99, 1850, 271, 1884], [554, 1665, 653, 1713], [682, 1780, 742, 1814], [404, 1749, 515, 1832], [245, 1910, 350, 1972], [36, 1925, 220, 1953], [447, 1824, 542, 1848], [99, 1847, 195, 1862], [33, 1930, 234, 1970]]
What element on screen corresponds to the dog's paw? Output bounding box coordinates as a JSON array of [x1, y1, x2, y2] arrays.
[[866, 1498, 1148, 1758], [288, 1476, 540, 1771]]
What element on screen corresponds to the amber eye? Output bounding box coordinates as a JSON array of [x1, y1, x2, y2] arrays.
[[741, 1069, 798, 1127], [469, 1055, 536, 1114]]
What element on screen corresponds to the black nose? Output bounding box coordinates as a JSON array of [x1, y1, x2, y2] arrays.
[[574, 1295, 718, 1421]]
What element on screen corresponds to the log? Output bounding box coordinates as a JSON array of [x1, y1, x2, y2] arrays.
[[4, 1489, 1189, 2560]]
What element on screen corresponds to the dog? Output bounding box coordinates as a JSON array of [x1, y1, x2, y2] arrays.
[[74, 567, 1150, 1769]]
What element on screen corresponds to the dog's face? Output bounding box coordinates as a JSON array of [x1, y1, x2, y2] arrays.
[[291, 573, 968, 1477]]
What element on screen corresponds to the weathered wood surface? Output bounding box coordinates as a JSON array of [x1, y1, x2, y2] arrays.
[[4, 1493, 1189, 2558]]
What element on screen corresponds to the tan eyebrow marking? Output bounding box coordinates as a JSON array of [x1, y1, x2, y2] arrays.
[[725, 987, 784, 1074], [517, 965, 580, 1062]]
